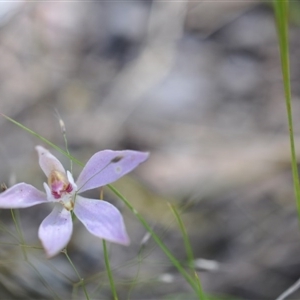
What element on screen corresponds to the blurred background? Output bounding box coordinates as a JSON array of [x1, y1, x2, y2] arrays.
[[0, 1, 300, 299]]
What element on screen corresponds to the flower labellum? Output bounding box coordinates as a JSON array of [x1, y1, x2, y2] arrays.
[[0, 146, 149, 257]]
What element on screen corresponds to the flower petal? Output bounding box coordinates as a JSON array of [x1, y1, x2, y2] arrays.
[[36, 146, 65, 177], [38, 204, 73, 257], [0, 183, 48, 208], [74, 196, 130, 245], [76, 150, 149, 192]]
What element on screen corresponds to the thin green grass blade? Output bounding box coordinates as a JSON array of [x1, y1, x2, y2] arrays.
[[102, 240, 118, 300], [100, 187, 118, 300], [273, 0, 300, 221], [0, 113, 83, 167], [63, 250, 90, 300], [168, 203, 205, 299], [27, 260, 63, 300], [168, 204, 194, 269], [10, 210, 62, 299], [194, 272, 206, 300], [10, 209, 27, 260], [54, 109, 73, 173], [107, 184, 202, 297], [126, 251, 143, 300]]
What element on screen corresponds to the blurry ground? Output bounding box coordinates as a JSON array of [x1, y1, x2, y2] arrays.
[[0, 1, 300, 300]]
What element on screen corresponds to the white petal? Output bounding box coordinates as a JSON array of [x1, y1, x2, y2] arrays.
[[76, 150, 149, 193], [43, 183, 54, 201], [66, 171, 77, 190], [0, 183, 48, 208], [36, 146, 65, 177], [38, 204, 73, 258], [74, 196, 130, 245]]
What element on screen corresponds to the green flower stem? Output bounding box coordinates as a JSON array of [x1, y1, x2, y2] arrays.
[[168, 203, 194, 269], [64, 250, 90, 300], [273, 1, 300, 221], [54, 110, 73, 173], [10, 210, 61, 299], [102, 240, 119, 300], [27, 260, 62, 300], [100, 188, 118, 300], [10, 209, 27, 260], [0, 113, 83, 167], [194, 271, 206, 300], [168, 203, 205, 299], [107, 184, 202, 297]]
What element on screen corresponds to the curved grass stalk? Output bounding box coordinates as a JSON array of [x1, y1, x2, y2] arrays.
[[107, 184, 202, 297], [168, 203, 194, 269], [273, 1, 300, 221], [10, 210, 62, 299], [0, 113, 83, 167], [168, 204, 205, 299], [10, 209, 27, 260], [100, 188, 118, 300], [64, 250, 90, 300], [102, 240, 118, 300], [273, 2, 300, 299]]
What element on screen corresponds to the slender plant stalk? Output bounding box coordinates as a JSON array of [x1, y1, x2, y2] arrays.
[[194, 272, 206, 300], [54, 109, 73, 173], [11, 210, 61, 299], [10, 209, 28, 260], [102, 241, 118, 300], [126, 252, 143, 300], [62, 121, 73, 173], [169, 203, 205, 299], [273, 2, 300, 298], [107, 184, 202, 297], [64, 250, 90, 300], [0, 113, 83, 167], [100, 187, 119, 300], [168, 203, 194, 269], [273, 1, 300, 221], [27, 260, 62, 300]]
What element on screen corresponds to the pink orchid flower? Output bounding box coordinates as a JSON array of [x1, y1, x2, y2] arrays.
[[0, 146, 149, 257]]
